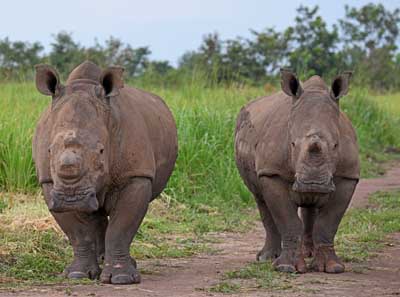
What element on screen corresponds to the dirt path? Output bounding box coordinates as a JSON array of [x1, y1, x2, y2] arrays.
[[1, 163, 400, 297], [350, 162, 400, 208]]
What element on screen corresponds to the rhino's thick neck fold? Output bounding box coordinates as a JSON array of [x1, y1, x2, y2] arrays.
[[49, 187, 99, 213], [66, 61, 102, 84]]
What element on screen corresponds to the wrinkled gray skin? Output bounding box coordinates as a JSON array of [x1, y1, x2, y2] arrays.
[[32, 61, 178, 284], [235, 69, 360, 273]]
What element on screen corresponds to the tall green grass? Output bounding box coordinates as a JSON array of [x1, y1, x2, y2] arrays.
[[0, 82, 398, 200], [343, 89, 400, 150], [341, 89, 400, 176], [158, 86, 262, 207], [0, 83, 47, 191], [371, 92, 400, 115]]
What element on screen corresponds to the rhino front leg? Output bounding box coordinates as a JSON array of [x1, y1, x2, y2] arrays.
[[300, 207, 317, 257], [42, 184, 104, 280], [100, 177, 152, 285], [312, 177, 357, 273], [259, 176, 306, 273], [255, 195, 281, 261]]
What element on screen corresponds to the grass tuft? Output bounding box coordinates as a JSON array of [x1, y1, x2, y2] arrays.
[[336, 191, 400, 263], [209, 262, 293, 294]]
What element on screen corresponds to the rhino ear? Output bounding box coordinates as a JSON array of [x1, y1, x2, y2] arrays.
[[100, 66, 124, 97], [330, 71, 352, 101], [280, 68, 303, 99], [35, 64, 62, 96]]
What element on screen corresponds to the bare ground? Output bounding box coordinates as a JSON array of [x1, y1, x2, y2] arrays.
[[1, 164, 400, 297]]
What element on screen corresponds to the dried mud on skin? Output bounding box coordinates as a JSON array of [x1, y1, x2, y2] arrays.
[[1, 162, 400, 297]]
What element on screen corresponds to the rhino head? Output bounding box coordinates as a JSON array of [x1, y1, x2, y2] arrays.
[[280, 69, 352, 194], [35, 61, 124, 213]]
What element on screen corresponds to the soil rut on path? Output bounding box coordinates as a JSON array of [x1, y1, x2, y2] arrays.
[[1, 162, 400, 297]]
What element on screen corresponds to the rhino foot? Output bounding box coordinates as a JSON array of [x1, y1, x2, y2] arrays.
[[256, 245, 281, 262], [302, 236, 314, 258], [63, 258, 101, 280], [100, 257, 140, 285], [311, 245, 344, 273], [273, 248, 306, 273]]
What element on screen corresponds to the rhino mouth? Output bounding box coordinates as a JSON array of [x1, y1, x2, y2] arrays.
[[49, 187, 99, 213], [292, 175, 335, 194]]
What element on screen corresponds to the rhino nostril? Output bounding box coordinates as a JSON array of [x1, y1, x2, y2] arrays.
[[308, 141, 321, 153], [60, 163, 78, 171]]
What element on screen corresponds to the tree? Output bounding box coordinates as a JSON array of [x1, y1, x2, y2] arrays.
[[248, 28, 290, 76], [178, 51, 203, 70], [49, 34, 152, 78], [340, 4, 400, 53], [90, 37, 151, 77], [179, 33, 225, 82], [339, 3, 400, 89], [199, 32, 223, 67], [117, 46, 151, 77], [145, 60, 173, 76], [84, 38, 108, 67], [285, 5, 339, 78], [223, 38, 257, 81], [0, 38, 43, 79], [49, 32, 84, 77]]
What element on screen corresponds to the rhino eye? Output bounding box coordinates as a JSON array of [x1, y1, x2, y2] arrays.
[[291, 142, 295, 147], [100, 148, 104, 154], [333, 143, 338, 149]]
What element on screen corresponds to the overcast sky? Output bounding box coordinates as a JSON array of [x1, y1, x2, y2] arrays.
[[1, 0, 399, 64]]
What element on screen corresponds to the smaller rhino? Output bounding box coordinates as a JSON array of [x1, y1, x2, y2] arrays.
[[235, 70, 359, 273], [33, 61, 178, 284]]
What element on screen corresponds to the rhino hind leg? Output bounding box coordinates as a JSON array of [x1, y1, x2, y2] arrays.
[[100, 177, 152, 285], [300, 207, 317, 258], [258, 176, 306, 273], [255, 195, 282, 261], [312, 178, 357, 273]]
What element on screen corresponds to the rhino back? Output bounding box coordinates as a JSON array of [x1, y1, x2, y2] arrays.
[[235, 91, 292, 193], [112, 87, 178, 198]]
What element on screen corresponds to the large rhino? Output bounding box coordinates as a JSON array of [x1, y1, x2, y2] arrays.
[[33, 61, 178, 284], [235, 70, 359, 273]]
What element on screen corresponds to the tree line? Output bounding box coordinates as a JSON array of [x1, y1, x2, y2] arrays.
[[1, 3, 399, 90]]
